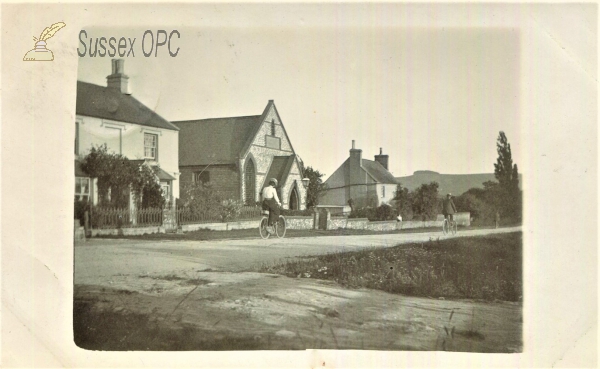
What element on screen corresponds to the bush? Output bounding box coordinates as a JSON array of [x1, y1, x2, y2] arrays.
[[74, 200, 90, 226], [349, 204, 397, 221], [349, 207, 376, 220], [281, 208, 314, 216], [220, 199, 242, 222]]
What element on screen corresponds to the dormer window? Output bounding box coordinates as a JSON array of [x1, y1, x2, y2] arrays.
[[144, 133, 158, 160]]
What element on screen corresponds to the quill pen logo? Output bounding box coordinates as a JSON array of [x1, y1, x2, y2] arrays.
[[23, 22, 66, 61]]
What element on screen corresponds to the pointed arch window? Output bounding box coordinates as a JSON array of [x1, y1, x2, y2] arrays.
[[244, 158, 256, 205]]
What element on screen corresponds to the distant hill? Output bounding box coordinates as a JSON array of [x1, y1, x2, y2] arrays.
[[395, 170, 523, 196]]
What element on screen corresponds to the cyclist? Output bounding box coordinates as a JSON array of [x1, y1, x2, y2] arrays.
[[442, 193, 457, 223], [261, 178, 281, 234]]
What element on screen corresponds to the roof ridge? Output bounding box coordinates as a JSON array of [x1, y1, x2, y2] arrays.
[[173, 115, 262, 124]]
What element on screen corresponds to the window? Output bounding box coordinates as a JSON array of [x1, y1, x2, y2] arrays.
[[244, 159, 256, 205], [144, 133, 158, 160], [195, 171, 210, 185], [161, 182, 170, 199], [75, 177, 91, 202], [271, 119, 275, 136], [382, 186, 385, 198]]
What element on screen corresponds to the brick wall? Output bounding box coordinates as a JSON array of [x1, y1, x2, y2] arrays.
[[179, 164, 241, 201]]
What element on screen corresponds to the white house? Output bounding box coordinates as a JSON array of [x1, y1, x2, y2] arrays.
[[320, 142, 398, 208], [75, 59, 180, 205]]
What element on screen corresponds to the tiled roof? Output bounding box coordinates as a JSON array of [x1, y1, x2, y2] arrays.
[[362, 159, 398, 184], [155, 167, 176, 181], [173, 116, 263, 166], [263, 155, 296, 189], [76, 81, 179, 131]]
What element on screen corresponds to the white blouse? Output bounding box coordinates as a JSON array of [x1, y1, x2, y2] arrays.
[[261, 186, 280, 204]]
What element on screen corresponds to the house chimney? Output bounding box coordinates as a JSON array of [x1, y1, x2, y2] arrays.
[[107, 59, 129, 94], [349, 140, 363, 186], [374, 147, 389, 170]]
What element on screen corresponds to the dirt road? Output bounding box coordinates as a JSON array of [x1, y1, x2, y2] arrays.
[[74, 226, 522, 351]]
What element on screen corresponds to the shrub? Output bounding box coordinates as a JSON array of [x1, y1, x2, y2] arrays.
[[281, 208, 314, 217], [349, 207, 376, 220], [220, 199, 242, 222], [349, 204, 397, 221], [74, 200, 90, 226]]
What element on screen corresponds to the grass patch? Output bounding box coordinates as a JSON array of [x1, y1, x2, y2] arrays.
[[259, 232, 522, 302]]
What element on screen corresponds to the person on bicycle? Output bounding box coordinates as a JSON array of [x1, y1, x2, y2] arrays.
[[442, 193, 457, 222], [261, 178, 281, 234]]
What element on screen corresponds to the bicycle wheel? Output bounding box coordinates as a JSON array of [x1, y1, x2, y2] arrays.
[[451, 221, 457, 235], [259, 217, 270, 239], [442, 219, 449, 235], [275, 215, 286, 238]]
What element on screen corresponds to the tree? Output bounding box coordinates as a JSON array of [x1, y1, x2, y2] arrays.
[[411, 182, 440, 220], [80, 144, 165, 208], [303, 166, 328, 209], [494, 131, 520, 190], [393, 183, 413, 220], [492, 132, 522, 223]]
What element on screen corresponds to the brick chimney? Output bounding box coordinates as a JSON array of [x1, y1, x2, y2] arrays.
[[374, 147, 389, 170], [107, 59, 129, 94], [349, 140, 363, 184]]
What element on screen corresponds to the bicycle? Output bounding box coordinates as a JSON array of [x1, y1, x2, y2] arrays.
[[442, 217, 457, 235], [259, 210, 286, 239]]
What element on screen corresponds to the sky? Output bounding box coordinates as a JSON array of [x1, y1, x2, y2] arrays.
[[77, 5, 524, 180]]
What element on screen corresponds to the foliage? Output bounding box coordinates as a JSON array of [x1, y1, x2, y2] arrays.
[[349, 204, 397, 221], [220, 199, 243, 222], [374, 204, 396, 221], [393, 184, 413, 220], [348, 207, 376, 220], [494, 132, 519, 191], [303, 166, 328, 208], [179, 181, 223, 220], [179, 182, 244, 222], [492, 132, 522, 223], [80, 145, 165, 209], [281, 208, 314, 217], [411, 182, 441, 220], [74, 200, 90, 225], [260, 232, 523, 302]]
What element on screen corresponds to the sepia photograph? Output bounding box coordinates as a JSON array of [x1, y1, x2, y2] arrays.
[[72, 13, 524, 353], [2, 2, 597, 367]]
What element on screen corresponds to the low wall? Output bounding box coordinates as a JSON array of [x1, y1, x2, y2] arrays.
[[90, 212, 470, 236], [285, 216, 314, 230], [366, 220, 400, 231], [345, 218, 369, 229], [92, 226, 164, 237]]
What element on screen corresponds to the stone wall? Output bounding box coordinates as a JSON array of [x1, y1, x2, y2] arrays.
[[345, 218, 369, 229], [91, 212, 470, 236], [285, 216, 314, 230], [366, 220, 400, 231]]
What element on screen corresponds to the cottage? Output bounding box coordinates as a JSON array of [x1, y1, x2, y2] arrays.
[[173, 101, 307, 210], [75, 59, 180, 205], [320, 141, 398, 208]]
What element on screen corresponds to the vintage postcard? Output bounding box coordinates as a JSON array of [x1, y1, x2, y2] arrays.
[[1, 2, 597, 368]]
